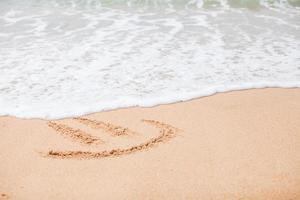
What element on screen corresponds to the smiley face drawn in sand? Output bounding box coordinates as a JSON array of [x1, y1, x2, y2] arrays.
[[42, 118, 179, 159]]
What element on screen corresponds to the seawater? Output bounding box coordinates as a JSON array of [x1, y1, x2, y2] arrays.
[[0, 0, 299, 119]]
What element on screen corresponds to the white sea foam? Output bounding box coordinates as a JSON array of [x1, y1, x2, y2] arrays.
[[0, 0, 299, 119]]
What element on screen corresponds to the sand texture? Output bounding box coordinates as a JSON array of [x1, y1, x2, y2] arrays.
[[0, 88, 299, 199]]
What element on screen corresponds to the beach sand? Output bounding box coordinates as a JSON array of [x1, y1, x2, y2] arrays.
[[0, 88, 299, 199]]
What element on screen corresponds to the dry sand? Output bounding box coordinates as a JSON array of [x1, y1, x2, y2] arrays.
[[0, 88, 299, 200]]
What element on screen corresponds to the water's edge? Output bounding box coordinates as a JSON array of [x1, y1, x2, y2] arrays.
[[2, 83, 299, 120]]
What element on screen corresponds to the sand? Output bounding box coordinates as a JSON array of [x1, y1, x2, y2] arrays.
[[0, 88, 299, 199]]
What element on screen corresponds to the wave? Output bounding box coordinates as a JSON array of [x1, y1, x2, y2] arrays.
[[4, 0, 300, 9], [0, 0, 299, 119]]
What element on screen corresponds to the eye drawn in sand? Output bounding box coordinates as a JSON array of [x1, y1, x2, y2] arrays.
[[47, 121, 103, 145], [43, 118, 179, 159], [74, 117, 137, 136]]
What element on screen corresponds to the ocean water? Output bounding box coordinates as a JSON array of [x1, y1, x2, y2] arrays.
[[0, 0, 299, 119]]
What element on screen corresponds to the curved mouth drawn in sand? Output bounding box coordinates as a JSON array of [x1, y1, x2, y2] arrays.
[[42, 118, 179, 159]]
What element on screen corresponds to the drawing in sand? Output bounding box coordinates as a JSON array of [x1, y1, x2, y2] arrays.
[[43, 118, 180, 159]]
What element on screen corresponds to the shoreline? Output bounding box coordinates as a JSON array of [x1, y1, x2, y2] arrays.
[[2, 84, 300, 120], [0, 88, 299, 199]]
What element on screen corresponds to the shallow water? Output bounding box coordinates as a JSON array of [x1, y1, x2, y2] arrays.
[[0, 0, 299, 119]]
